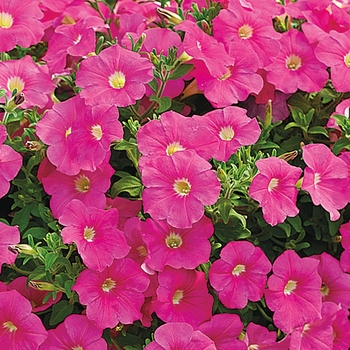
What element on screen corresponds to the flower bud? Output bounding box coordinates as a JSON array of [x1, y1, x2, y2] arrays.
[[29, 281, 56, 291], [9, 244, 36, 255], [156, 8, 183, 25]]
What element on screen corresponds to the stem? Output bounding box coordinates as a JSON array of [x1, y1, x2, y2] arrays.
[[256, 302, 273, 323], [129, 105, 142, 120], [7, 264, 31, 276], [65, 244, 76, 260]]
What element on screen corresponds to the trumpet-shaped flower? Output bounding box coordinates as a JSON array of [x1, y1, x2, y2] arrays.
[[209, 240, 271, 309], [59, 200, 130, 271], [153, 266, 213, 326], [40, 314, 107, 350], [301, 143, 348, 221], [0, 125, 22, 199], [142, 150, 220, 228], [0, 290, 47, 349], [144, 322, 216, 350], [0, 0, 45, 52], [264, 249, 322, 334], [0, 221, 20, 273], [0, 56, 54, 109], [73, 258, 149, 329], [76, 43, 153, 107], [142, 215, 213, 271], [249, 157, 302, 226]]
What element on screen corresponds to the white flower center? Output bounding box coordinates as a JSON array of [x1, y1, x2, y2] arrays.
[[3, 321, 17, 332], [109, 71, 126, 89], [0, 12, 13, 29], [102, 278, 116, 292], [7, 76, 25, 93], [75, 174, 90, 193], [268, 178, 279, 192], [91, 124, 103, 141], [166, 141, 185, 156], [83, 226, 96, 242], [219, 126, 234, 141], [284, 280, 297, 295], [172, 290, 184, 304], [314, 173, 321, 186], [232, 264, 245, 276], [286, 54, 302, 71], [174, 178, 191, 196], [165, 232, 183, 249], [238, 24, 253, 39]]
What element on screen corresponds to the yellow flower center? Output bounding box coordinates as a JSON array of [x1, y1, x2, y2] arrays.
[[314, 173, 321, 186], [109, 71, 126, 89], [232, 264, 246, 276], [284, 279, 297, 295], [173, 178, 191, 196], [65, 127, 72, 138], [3, 321, 17, 333], [83, 226, 96, 242], [74, 34, 82, 45], [219, 68, 232, 81], [166, 141, 185, 156], [320, 284, 329, 296], [196, 40, 202, 51], [75, 174, 90, 193], [286, 54, 302, 71], [0, 12, 13, 29], [248, 345, 259, 350], [7, 76, 25, 93], [91, 124, 103, 141], [165, 232, 183, 249], [72, 347, 83, 350], [102, 278, 116, 292], [136, 245, 148, 257], [172, 290, 184, 304], [344, 52, 350, 67], [268, 178, 279, 192], [238, 24, 253, 39], [219, 126, 234, 141]]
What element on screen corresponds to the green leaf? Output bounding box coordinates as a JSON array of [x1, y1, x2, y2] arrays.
[[45, 252, 58, 271], [155, 96, 172, 113], [110, 175, 142, 197], [168, 64, 194, 80], [284, 122, 303, 131], [332, 137, 350, 155], [217, 198, 232, 224], [113, 139, 138, 151], [23, 227, 47, 240], [28, 266, 47, 281], [64, 280, 75, 298], [148, 78, 158, 93], [287, 216, 302, 232], [308, 126, 329, 138], [49, 300, 74, 326], [12, 205, 32, 231]]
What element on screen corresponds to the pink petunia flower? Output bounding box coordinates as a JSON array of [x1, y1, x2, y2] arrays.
[[137, 110, 218, 162], [0, 221, 20, 273], [40, 314, 107, 350], [36, 95, 85, 176], [265, 29, 329, 94], [142, 215, 213, 271], [43, 19, 96, 74], [332, 307, 350, 350], [76, 44, 153, 107], [290, 302, 340, 350], [0, 55, 54, 109], [301, 143, 348, 221], [0, 0, 45, 52], [194, 106, 261, 162], [0, 289, 47, 349], [315, 29, 350, 92], [72, 258, 150, 329], [244, 322, 290, 350], [38, 157, 114, 219], [153, 266, 213, 326], [340, 220, 350, 250], [340, 249, 350, 273], [144, 322, 216, 350], [198, 314, 247, 350], [209, 240, 271, 309], [213, 2, 281, 68], [249, 157, 302, 226], [175, 20, 234, 78], [68, 103, 123, 172], [264, 249, 322, 334], [59, 199, 130, 271], [7, 276, 62, 312], [312, 252, 350, 308], [0, 125, 22, 199]]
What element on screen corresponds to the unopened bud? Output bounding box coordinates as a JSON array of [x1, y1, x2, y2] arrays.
[[25, 140, 42, 151], [333, 235, 342, 243], [264, 99, 273, 127], [9, 244, 36, 255], [177, 51, 193, 63], [279, 150, 298, 162], [156, 8, 183, 25], [6, 92, 25, 112], [29, 281, 56, 291], [200, 20, 210, 35]]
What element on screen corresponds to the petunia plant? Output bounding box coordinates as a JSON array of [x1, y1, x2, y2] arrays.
[[0, 0, 350, 349]]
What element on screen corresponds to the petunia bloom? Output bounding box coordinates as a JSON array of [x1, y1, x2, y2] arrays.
[[264, 249, 322, 334], [40, 314, 107, 350], [0, 221, 20, 273], [209, 240, 271, 309], [0, 125, 22, 199], [0, 55, 54, 109], [249, 157, 302, 226], [142, 215, 213, 271], [153, 266, 213, 326], [59, 200, 130, 271], [73, 258, 150, 329], [142, 150, 220, 228], [144, 322, 216, 350], [301, 143, 348, 221], [0, 0, 45, 52], [0, 289, 47, 349], [76, 43, 153, 107]]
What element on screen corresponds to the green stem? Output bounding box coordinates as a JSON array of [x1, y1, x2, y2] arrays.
[[66, 244, 76, 260], [256, 302, 273, 323], [129, 105, 142, 120], [7, 264, 31, 276]]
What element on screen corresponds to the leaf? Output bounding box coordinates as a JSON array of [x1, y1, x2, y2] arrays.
[[64, 280, 75, 298], [332, 137, 350, 155], [12, 205, 32, 231], [217, 198, 232, 224], [308, 126, 329, 138], [49, 300, 74, 326], [110, 175, 142, 197], [287, 216, 302, 232], [28, 266, 47, 281], [148, 78, 158, 93], [45, 252, 58, 271], [23, 227, 47, 240], [168, 64, 194, 80]]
